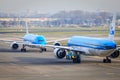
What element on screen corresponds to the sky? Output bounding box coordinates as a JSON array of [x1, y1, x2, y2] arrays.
[[0, 0, 120, 13]]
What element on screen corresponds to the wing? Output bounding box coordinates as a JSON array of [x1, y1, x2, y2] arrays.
[[0, 39, 23, 44], [46, 38, 69, 43], [0, 38, 69, 49], [0, 36, 24, 43], [45, 45, 85, 53]]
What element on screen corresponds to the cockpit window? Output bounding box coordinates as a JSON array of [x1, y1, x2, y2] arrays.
[[104, 46, 111, 49], [38, 40, 44, 42]]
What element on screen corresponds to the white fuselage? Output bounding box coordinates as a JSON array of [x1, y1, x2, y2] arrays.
[[68, 36, 116, 57], [71, 46, 115, 57]]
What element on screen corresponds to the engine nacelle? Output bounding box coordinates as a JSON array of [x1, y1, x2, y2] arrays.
[[54, 48, 66, 59], [54, 42, 61, 46], [109, 50, 120, 58], [10, 42, 19, 50]]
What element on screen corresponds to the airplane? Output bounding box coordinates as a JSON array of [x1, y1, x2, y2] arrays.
[[0, 21, 55, 52], [49, 13, 120, 63], [0, 14, 119, 64]]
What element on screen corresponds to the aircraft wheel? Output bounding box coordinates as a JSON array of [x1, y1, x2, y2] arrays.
[[73, 55, 81, 63], [21, 48, 26, 52], [40, 48, 43, 53], [43, 48, 47, 51], [103, 58, 111, 63], [73, 58, 81, 63], [40, 48, 47, 53]]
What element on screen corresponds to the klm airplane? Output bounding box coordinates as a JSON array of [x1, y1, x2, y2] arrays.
[[0, 22, 52, 52], [0, 14, 120, 64], [52, 14, 120, 63]]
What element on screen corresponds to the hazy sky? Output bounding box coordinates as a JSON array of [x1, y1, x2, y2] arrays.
[[0, 0, 120, 13]]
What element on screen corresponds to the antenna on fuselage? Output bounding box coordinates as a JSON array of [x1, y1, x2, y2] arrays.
[[25, 21, 29, 34]]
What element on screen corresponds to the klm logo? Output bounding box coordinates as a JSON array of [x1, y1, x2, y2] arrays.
[[110, 24, 114, 35]]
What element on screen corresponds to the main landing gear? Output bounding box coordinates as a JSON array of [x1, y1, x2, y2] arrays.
[[72, 54, 81, 63], [103, 56, 111, 63], [40, 48, 47, 53], [21, 45, 26, 52], [66, 51, 81, 63]]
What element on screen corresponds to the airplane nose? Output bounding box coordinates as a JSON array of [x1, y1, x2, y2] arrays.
[[103, 41, 116, 49], [108, 42, 116, 49]]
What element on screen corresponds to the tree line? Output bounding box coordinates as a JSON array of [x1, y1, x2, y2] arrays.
[[0, 10, 120, 27]]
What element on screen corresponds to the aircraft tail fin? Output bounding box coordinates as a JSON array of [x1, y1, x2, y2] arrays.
[[109, 13, 116, 40], [25, 21, 29, 34]]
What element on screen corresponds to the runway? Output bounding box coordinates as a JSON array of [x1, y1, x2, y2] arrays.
[[0, 49, 120, 80], [0, 30, 120, 80]]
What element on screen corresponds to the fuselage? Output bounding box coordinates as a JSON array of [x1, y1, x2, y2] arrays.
[[68, 36, 116, 56], [23, 34, 46, 45]]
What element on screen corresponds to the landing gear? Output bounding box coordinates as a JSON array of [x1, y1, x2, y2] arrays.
[[103, 57, 111, 63], [72, 52, 81, 63], [66, 51, 81, 63], [40, 48, 47, 53], [21, 48, 26, 52], [21, 45, 26, 52], [73, 55, 81, 63], [43, 48, 47, 51]]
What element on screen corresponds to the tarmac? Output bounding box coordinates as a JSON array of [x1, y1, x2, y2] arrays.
[[0, 33, 120, 80], [0, 47, 120, 80]]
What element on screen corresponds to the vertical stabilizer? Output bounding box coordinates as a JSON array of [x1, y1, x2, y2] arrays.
[[25, 21, 29, 34], [109, 13, 116, 40]]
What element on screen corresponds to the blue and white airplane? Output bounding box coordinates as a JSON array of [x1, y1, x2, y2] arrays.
[[0, 14, 120, 64], [0, 22, 53, 52], [52, 14, 120, 63]]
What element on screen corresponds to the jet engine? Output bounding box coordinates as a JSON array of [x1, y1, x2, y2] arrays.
[[54, 48, 66, 59], [10, 42, 19, 50], [54, 42, 61, 46], [109, 50, 120, 58]]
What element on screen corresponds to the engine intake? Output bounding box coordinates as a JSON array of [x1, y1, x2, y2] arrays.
[[10, 42, 19, 50], [54, 48, 66, 59], [109, 50, 120, 58], [54, 42, 61, 46]]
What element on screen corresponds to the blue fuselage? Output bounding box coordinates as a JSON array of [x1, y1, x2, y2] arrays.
[[23, 34, 46, 45], [68, 36, 116, 50]]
